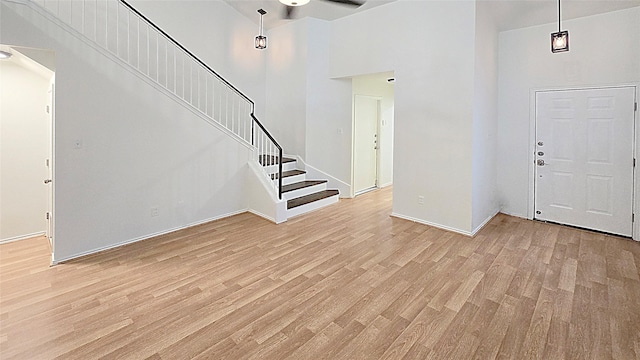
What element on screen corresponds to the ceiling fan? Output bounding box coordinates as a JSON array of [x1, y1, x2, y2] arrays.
[[279, 0, 365, 19]]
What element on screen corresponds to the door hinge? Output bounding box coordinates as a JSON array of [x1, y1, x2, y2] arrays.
[[634, 158, 637, 167], [46, 212, 50, 220], [46, 105, 50, 114], [635, 102, 638, 111], [633, 213, 635, 223]]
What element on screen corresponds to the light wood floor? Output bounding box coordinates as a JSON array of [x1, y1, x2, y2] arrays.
[[1, 187, 640, 359]]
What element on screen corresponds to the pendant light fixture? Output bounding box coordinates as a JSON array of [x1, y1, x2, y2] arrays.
[[278, 0, 310, 6], [551, 0, 569, 53], [255, 9, 267, 50]]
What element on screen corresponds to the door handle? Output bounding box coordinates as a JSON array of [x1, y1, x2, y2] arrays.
[[44, 179, 52, 184], [537, 159, 545, 166]]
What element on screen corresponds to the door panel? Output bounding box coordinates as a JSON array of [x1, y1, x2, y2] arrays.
[[535, 87, 635, 236], [354, 95, 378, 194]]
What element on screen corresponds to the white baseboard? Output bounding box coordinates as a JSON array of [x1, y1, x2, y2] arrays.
[[470, 210, 500, 236], [390, 213, 473, 237], [498, 210, 530, 220], [51, 209, 247, 264], [0, 231, 46, 245], [295, 157, 352, 198], [391, 210, 500, 237], [247, 209, 277, 224]]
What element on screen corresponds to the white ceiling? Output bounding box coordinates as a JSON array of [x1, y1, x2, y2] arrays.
[[484, 0, 640, 31], [225, 0, 395, 29], [224, 0, 640, 31], [0, 45, 55, 78]]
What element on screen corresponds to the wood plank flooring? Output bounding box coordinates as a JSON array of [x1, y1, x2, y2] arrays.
[[1, 187, 640, 359]]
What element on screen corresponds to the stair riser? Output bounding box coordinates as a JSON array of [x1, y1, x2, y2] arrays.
[[282, 174, 306, 186], [287, 194, 339, 219], [263, 161, 297, 174], [283, 183, 327, 201]]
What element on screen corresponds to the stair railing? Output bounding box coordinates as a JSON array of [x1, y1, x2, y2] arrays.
[[23, 0, 283, 199], [252, 115, 283, 200]]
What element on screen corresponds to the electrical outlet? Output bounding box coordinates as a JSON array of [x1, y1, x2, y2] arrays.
[[418, 196, 424, 205], [150, 207, 159, 217]]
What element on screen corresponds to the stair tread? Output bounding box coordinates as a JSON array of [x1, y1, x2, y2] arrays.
[[259, 155, 296, 166], [287, 190, 339, 210], [282, 180, 328, 193], [271, 170, 306, 180]]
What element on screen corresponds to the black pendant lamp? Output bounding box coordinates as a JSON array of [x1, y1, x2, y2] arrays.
[[255, 9, 267, 50], [551, 0, 569, 53]]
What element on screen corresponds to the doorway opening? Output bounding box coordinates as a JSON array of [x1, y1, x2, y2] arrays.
[[351, 71, 395, 198], [532, 86, 637, 238], [0, 45, 55, 257]]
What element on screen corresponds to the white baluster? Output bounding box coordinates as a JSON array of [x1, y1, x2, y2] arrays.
[[126, 7, 130, 63], [82, 0, 85, 35], [95, 0, 98, 43], [137, 16, 140, 70], [116, 0, 119, 56]]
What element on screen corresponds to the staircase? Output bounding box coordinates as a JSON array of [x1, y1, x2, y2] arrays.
[[259, 155, 339, 218], [14, 0, 340, 223]]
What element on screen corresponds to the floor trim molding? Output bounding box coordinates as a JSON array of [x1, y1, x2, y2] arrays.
[[51, 209, 248, 264]]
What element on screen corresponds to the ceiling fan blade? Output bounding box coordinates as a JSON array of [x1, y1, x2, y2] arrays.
[[284, 5, 296, 19], [321, 0, 364, 7]]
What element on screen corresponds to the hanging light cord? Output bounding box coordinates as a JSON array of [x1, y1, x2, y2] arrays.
[[558, 0, 561, 32], [259, 12, 264, 36]]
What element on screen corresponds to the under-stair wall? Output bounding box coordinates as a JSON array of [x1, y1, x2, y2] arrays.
[[0, 0, 263, 262]]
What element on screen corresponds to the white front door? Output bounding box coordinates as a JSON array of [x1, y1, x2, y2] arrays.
[[354, 95, 379, 194], [535, 87, 636, 236]]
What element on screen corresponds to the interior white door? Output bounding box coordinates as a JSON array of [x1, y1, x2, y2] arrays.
[[46, 81, 54, 246], [535, 87, 636, 236], [354, 95, 379, 194]]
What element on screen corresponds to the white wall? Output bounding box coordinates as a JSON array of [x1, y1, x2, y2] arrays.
[[2, 1, 253, 261], [304, 19, 352, 185], [0, 60, 52, 243], [352, 72, 394, 188], [265, 19, 308, 158], [471, 1, 499, 232], [497, 7, 640, 218], [330, 0, 477, 233], [264, 18, 352, 186], [130, 0, 267, 120]]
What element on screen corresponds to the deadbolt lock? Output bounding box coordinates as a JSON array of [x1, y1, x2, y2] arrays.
[[538, 151, 544, 156]]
